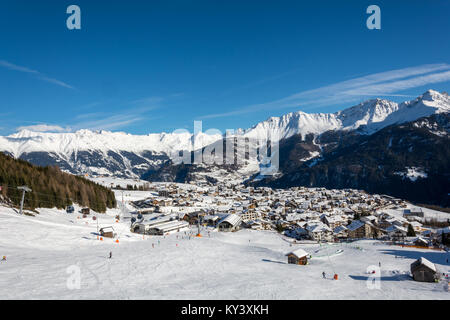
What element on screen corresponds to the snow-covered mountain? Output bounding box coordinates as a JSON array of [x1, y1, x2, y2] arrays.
[[242, 89, 450, 141], [142, 90, 450, 186], [0, 90, 448, 179], [2, 129, 222, 156], [0, 130, 223, 178]]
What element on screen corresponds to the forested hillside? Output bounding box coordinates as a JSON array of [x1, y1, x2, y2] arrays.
[[0, 153, 116, 212]]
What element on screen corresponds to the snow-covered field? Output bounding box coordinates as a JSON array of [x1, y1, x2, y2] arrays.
[[382, 204, 450, 223], [0, 202, 449, 300]]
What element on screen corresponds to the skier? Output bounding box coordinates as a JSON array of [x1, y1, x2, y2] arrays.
[[109, 251, 112, 259], [322, 272, 326, 279], [1, 256, 6, 262], [379, 262, 381, 267]]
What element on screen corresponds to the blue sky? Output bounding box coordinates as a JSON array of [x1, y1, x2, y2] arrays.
[[0, 0, 449, 135]]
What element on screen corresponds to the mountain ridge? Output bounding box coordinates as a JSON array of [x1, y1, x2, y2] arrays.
[[0, 90, 448, 179]]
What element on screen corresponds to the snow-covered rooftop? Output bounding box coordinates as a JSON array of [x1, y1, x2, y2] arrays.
[[286, 248, 309, 258]]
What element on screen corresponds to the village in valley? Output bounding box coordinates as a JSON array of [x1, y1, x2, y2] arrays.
[[113, 178, 449, 248], [0, 176, 449, 299], [104, 177, 449, 290]]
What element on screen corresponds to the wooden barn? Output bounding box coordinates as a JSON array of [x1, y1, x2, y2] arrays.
[[286, 248, 309, 265], [410, 257, 438, 282]]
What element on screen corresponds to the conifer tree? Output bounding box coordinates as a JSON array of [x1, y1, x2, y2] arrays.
[[407, 224, 416, 237]]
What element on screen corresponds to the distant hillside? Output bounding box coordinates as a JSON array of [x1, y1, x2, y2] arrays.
[[0, 153, 116, 212]]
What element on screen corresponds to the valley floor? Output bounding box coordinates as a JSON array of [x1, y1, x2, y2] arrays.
[[0, 204, 449, 300]]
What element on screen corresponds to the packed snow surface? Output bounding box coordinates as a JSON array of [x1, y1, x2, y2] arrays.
[[0, 201, 449, 299]]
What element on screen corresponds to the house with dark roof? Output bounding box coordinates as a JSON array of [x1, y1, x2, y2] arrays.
[[410, 257, 438, 282]]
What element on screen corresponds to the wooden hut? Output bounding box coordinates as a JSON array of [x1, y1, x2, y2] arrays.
[[410, 257, 438, 282], [286, 248, 309, 265], [99, 226, 116, 238]]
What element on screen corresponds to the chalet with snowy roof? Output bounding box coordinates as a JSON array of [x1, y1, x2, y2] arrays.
[[99, 226, 116, 238], [286, 248, 309, 265], [305, 222, 333, 242], [321, 214, 345, 229], [412, 237, 429, 247], [347, 220, 375, 239], [410, 257, 438, 282], [217, 214, 242, 232], [286, 213, 304, 223], [386, 225, 407, 241], [203, 214, 220, 226], [333, 225, 348, 240], [285, 226, 308, 240], [409, 221, 424, 233], [244, 220, 264, 230], [240, 209, 260, 222], [378, 216, 406, 229], [361, 215, 378, 225]]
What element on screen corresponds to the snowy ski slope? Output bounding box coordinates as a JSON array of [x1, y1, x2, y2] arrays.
[[0, 200, 449, 299]]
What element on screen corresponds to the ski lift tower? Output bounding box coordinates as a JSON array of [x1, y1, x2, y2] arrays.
[[17, 186, 32, 215], [196, 212, 204, 237]]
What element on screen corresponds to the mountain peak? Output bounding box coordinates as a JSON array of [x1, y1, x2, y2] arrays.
[[2, 90, 449, 160], [419, 89, 447, 102]]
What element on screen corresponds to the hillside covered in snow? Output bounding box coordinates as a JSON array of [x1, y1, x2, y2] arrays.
[[0, 202, 449, 299]]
